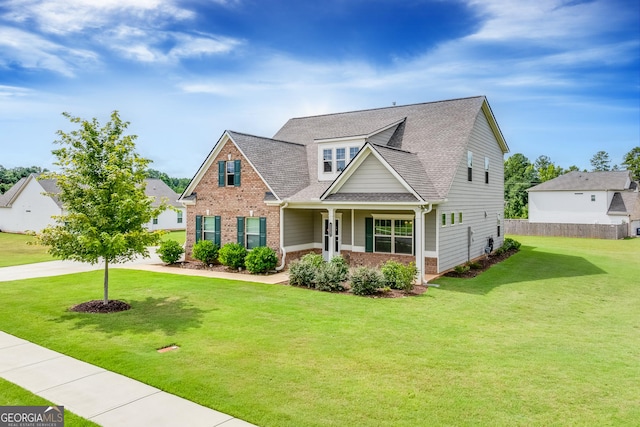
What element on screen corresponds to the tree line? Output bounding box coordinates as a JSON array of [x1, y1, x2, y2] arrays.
[[505, 148, 640, 218], [0, 165, 190, 195]]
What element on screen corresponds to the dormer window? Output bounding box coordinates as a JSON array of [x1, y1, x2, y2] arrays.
[[318, 143, 362, 180], [323, 149, 333, 173]]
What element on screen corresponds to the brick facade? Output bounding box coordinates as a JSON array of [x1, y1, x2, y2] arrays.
[[185, 140, 281, 260]]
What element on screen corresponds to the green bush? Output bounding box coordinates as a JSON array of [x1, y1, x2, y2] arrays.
[[156, 240, 184, 264], [300, 253, 324, 269], [329, 256, 349, 281], [316, 262, 348, 292], [245, 246, 278, 274], [381, 260, 417, 292], [502, 237, 521, 251], [218, 243, 247, 269], [192, 240, 219, 265], [454, 264, 470, 274], [288, 259, 317, 288], [350, 266, 384, 296], [468, 261, 483, 270]]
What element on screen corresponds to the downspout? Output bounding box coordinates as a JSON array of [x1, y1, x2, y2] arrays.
[[419, 203, 433, 285], [275, 202, 289, 271]]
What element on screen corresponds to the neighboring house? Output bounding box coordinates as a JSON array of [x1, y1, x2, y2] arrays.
[[0, 176, 185, 233], [179, 96, 510, 279], [528, 170, 640, 235]]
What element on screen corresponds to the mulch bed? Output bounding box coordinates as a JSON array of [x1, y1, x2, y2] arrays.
[[69, 300, 131, 313], [168, 261, 277, 275], [443, 249, 519, 278]]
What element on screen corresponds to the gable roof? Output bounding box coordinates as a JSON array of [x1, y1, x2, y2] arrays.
[[528, 170, 633, 192], [227, 131, 309, 199], [181, 96, 508, 204], [0, 175, 181, 209], [273, 96, 508, 200]]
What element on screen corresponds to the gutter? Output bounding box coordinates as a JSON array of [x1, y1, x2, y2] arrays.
[[275, 202, 289, 271]]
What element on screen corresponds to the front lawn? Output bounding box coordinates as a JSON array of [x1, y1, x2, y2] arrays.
[[0, 235, 638, 426], [0, 232, 54, 267]]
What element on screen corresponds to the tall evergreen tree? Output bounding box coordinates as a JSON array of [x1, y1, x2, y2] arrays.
[[622, 147, 640, 180]]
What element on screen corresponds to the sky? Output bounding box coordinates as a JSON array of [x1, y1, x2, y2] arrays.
[[0, 0, 638, 178]]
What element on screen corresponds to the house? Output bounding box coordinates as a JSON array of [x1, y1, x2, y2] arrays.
[[179, 96, 510, 280], [528, 170, 640, 235], [0, 176, 185, 233]]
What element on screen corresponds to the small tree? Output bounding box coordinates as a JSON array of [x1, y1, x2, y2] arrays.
[[35, 111, 166, 306]]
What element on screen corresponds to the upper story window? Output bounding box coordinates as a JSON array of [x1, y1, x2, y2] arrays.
[[467, 151, 473, 182], [323, 149, 333, 173], [218, 160, 241, 187], [318, 143, 362, 180], [485, 157, 489, 184]]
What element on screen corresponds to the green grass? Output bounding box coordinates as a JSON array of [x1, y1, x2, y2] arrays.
[[0, 232, 54, 267], [0, 235, 638, 426], [0, 378, 99, 426], [160, 230, 185, 245]]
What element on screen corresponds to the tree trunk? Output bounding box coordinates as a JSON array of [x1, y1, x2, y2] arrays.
[[103, 259, 109, 305]]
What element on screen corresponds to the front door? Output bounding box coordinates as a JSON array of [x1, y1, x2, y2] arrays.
[[322, 214, 342, 261]]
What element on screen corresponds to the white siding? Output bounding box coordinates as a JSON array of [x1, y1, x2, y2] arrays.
[[146, 208, 186, 231], [437, 110, 506, 272], [0, 179, 62, 233], [529, 190, 618, 224], [339, 154, 409, 193]]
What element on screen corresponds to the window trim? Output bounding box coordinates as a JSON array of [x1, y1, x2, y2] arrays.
[[245, 217, 261, 250], [177, 210, 183, 224], [372, 216, 414, 255]]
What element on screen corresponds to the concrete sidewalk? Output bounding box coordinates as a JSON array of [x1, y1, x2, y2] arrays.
[[0, 331, 256, 426]]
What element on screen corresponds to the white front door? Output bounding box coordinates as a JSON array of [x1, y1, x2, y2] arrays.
[[322, 213, 342, 261]]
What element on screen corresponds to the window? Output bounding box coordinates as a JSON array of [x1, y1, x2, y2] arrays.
[[323, 149, 333, 172], [451, 213, 455, 225], [177, 210, 183, 224], [591, 195, 596, 202], [467, 151, 473, 181], [441, 213, 447, 227], [349, 146, 359, 160], [196, 215, 220, 246], [237, 216, 266, 249], [459, 212, 463, 224], [245, 217, 260, 249], [226, 161, 235, 186], [218, 160, 241, 187], [336, 148, 346, 172], [485, 157, 489, 184], [374, 218, 413, 255], [152, 218, 158, 225]]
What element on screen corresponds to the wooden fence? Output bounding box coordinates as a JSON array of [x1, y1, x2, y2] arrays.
[[505, 220, 629, 240]]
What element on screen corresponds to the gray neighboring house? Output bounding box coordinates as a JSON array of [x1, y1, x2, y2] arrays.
[[528, 170, 640, 236], [180, 96, 510, 278], [0, 176, 185, 233]]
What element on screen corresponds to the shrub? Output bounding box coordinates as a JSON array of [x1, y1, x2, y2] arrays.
[[502, 237, 521, 251], [350, 266, 384, 296], [218, 243, 247, 269], [468, 261, 483, 270], [300, 253, 324, 269], [454, 264, 470, 274], [192, 240, 219, 265], [288, 259, 317, 288], [156, 240, 184, 264], [381, 260, 417, 292], [316, 262, 348, 292], [329, 256, 349, 281], [245, 246, 278, 274]]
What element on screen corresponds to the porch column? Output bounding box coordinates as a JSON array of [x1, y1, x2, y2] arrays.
[[414, 207, 424, 284], [328, 207, 335, 260]]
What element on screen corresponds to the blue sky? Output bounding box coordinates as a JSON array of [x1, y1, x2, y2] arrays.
[[1, 0, 638, 178]]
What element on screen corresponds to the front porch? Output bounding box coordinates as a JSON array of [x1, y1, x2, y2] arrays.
[[280, 204, 440, 280]]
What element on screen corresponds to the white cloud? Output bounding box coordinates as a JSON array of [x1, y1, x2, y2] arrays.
[[3, 0, 194, 35], [0, 26, 98, 76]]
